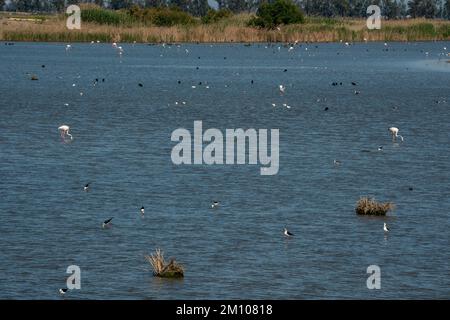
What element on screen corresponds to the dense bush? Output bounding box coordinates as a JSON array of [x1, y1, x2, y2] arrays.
[[201, 8, 233, 24], [128, 5, 197, 26], [78, 4, 196, 27], [80, 5, 134, 26], [248, 0, 305, 29]]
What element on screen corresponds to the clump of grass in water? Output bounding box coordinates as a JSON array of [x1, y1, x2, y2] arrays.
[[355, 197, 394, 216], [145, 249, 184, 279]]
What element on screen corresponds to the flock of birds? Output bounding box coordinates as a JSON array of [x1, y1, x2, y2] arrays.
[[56, 121, 401, 253], [51, 40, 423, 296]]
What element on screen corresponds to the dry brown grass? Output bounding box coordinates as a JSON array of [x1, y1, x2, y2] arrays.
[[145, 248, 184, 278], [355, 197, 395, 216], [1, 12, 449, 43]]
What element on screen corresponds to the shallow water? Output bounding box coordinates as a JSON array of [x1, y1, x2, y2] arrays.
[[0, 41, 449, 299]]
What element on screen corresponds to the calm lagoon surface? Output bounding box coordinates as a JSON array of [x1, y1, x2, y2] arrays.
[[0, 41, 449, 299]]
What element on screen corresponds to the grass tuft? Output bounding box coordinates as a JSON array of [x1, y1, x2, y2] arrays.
[[145, 249, 184, 279], [355, 197, 395, 216]]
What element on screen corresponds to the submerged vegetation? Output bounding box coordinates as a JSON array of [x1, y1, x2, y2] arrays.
[[355, 197, 395, 216], [145, 249, 184, 279], [1, 2, 449, 43]]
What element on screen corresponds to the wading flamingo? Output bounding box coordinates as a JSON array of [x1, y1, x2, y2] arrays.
[[388, 127, 404, 142], [58, 125, 73, 141]]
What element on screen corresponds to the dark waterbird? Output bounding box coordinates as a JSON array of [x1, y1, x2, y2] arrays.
[[102, 218, 113, 228]]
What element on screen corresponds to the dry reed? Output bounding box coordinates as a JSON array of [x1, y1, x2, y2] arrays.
[[355, 197, 395, 216], [1, 12, 449, 43], [145, 248, 184, 279]]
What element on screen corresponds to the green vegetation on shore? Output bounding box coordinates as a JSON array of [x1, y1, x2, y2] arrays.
[[1, 3, 449, 43]]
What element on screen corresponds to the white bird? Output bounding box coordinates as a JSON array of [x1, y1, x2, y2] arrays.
[[140, 206, 145, 215], [58, 125, 73, 140], [59, 288, 68, 295], [112, 42, 117, 48], [83, 183, 90, 192], [284, 228, 293, 237], [271, 103, 276, 107], [65, 44, 71, 51], [383, 222, 390, 232], [333, 160, 341, 165], [211, 201, 219, 209], [378, 146, 383, 151], [279, 85, 285, 95], [388, 127, 404, 142]]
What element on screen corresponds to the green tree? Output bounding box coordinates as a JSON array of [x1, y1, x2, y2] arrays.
[[408, 0, 438, 18], [333, 0, 350, 17], [52, 0, 66, 12], [383, 0, 400, 18], [110, 0, 134, 9], [249, 0, 304, 28], [445, 0, 450, 18]]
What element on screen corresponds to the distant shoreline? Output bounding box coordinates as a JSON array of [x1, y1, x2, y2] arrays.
[[1, 12, 450, 44]]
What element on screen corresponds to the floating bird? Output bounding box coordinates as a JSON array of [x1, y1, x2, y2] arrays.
[[354, 90, 360, 95], [408, 187, 414, 191], [378, 146, 383, 151], [140, 206, 145, 215], [279, 85, 285, 95], [83, 183, 90, 192], [383, 223, 390, 233], [388, 127, 404, 142], [65, 44, 71, 51], [138, 83, 143, 87], [324, 107, 329, 111], [211, 201, 219, 209], [58, 125, 73, 141], [102, 218, 113, 229], [59, 288, 68, 295], [284, 228, 293, 237], [333, 160, 341, 166], [351, 82, 357, 86]]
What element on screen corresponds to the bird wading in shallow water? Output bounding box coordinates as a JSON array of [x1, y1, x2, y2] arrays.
[[102, 218, 113, 228], [284, 228, 293, 237], [389, 127, 404, 142]]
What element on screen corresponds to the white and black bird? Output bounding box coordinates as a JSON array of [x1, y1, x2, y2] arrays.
[[59, 288, 68, 295], [333, 159, 341, 166], [284, 228, 293, 237], [378, 146, 383, 151], [102, 217, 113, 228], [279, 85, 286, 95], [383, 222, 390, 233], [140, 206, 145, 215], [83, 183, 90, 192], [211, 201, 219, 209], [388, 127, 404, 142]]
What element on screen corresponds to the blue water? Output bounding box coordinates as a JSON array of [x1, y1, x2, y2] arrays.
[[0, 41, 449, 299]]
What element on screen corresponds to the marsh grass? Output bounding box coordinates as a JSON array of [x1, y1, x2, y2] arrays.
[[1, 10, 449, 43], [145, 249, 184, 279], [356, 197, 395, 216]]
